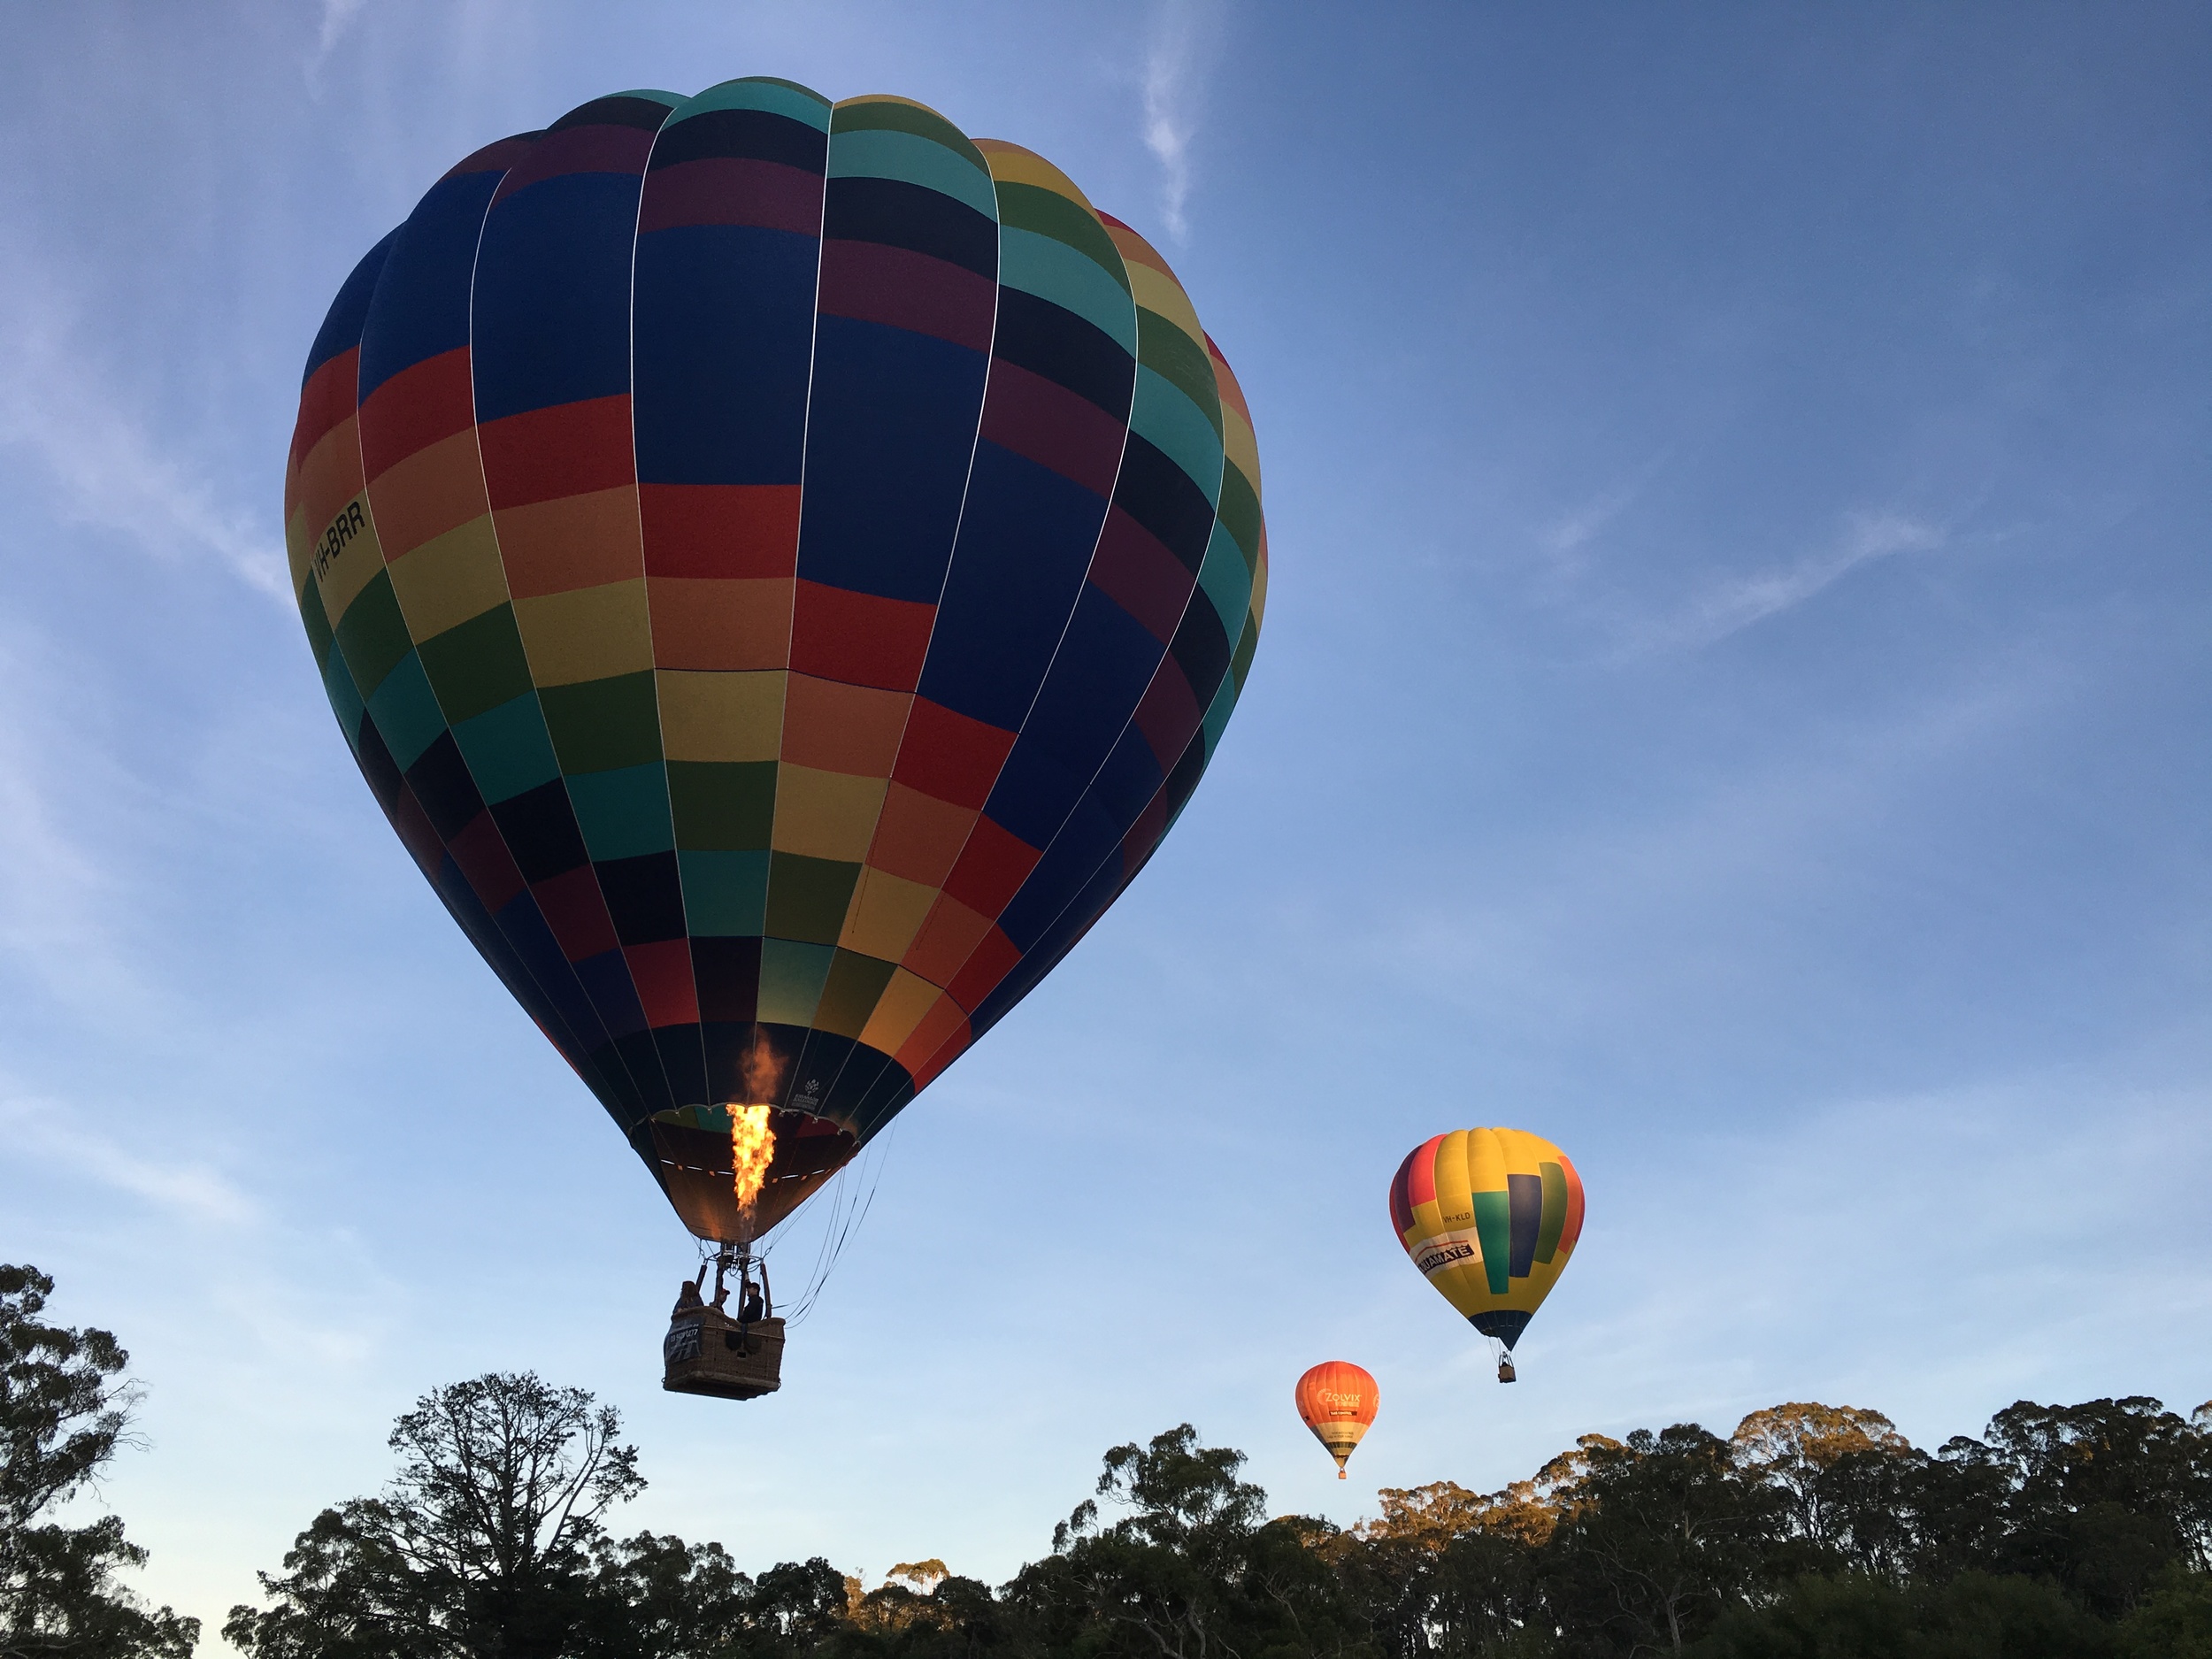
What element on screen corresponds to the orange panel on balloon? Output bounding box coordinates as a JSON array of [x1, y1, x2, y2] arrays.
[[647, 577, 792, 670]]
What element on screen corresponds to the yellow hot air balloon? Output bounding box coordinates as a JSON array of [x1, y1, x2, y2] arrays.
[[1388, 1128, 1584, 1383]]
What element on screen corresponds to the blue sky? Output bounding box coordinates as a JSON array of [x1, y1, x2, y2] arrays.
[[1, 0, 2207, 1640]]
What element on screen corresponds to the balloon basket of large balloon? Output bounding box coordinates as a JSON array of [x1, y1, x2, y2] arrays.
[[664, 1311, 786, 1400]]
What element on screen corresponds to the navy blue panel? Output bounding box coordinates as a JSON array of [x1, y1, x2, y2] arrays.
[[692, 937, 762, 1022], [1162, 726, 1209, 818], [997, 730, 1158, 951], [796, 317, 988, 602], [551, 95, 676, 134], [822, 177, 995, 276], [433, 856, 607, 1092], [785, 1029, 861, 1117], [649, 109, 826, 172], [473, 173, 649, 421], [997, 798, 1120, 952], [594, 1042, 657, 1126], [991, 288, 1133, 419], [404, 733, 484, 841], [972, 850, 1126, 1035], [574, 949, 650, 1039], [917, 443, 1107, 729], [1167, 595, 1233, 710], [983, 588, 1164, 847], [611, 1029, 678, 1116], [1087, 721, 1171, 830], [358, 172, 506, 399], [1507, 1172, 1544, 1279], [597, 851, 687, 944], [492, 891, 624, 1076], [304, 229, 397, 386], [489, 780, 588, 882], [851, 1067, 918, 1141], [1111, 433, 1217, 571], [434, 855, 529, 1001], [354, 718, 404, 812], [653, 1025, 710, 1108], [1471, 1310, 1533, 1348], [633, 225, 819, 485], [820, 1045, 897, 1123]]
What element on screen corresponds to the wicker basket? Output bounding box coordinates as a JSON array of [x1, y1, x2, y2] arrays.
[[663, 1311, 785, 1400]]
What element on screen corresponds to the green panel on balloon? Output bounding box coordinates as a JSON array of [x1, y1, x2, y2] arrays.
[[1535, 1163, 1570, 1264], [1137, 323, 1224, 438], [757, 938, 836, 1026], [831, 97, 984, 155], [567, 764, 676, 861], [321, 649, 365, 751], [1131, 368, 1225, 502], [453, 695, 562, 803], [996, 228, 1136, 349], [668, 762, 777, 851], [539, 672, 663, 774], [1216, 465, 1263, 572], [334, 572, 416, 699], [677, 850, 770, 936], [365, 653, 449, 772], [298, 581, 334, 670], [1229, 618, 1259, 696], [994, 184, 1127, 287], [1200, 672, 1237, 760], [671, 77, 832, 129], [419, 605, 535, 725], [828, 131, 998, 218], [1472, 1191, 1513, 1295], [764, 853, 861, 945], [1194, 521, 1253, 642], [811, 949, 898, 1039]]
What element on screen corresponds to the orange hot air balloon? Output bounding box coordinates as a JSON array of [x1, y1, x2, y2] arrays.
[[1295, 1361, 1379, 1479]]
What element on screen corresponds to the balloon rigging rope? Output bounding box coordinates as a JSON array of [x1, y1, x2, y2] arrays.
[[769, 1123, 896, 1325]]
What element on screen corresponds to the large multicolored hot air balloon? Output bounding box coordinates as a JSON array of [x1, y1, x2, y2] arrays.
[[1389, 1130, 1583, 1382], [284, 80, 1265, 1266], [1294, 1361, 1379, 1479]]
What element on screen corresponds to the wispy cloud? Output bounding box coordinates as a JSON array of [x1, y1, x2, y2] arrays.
[[0, 1094, 258, 1229], [1536, 452, 1672, 583], [0, 253, 288, 600], [0, 634, 165, 1021], [1141, 0, 1225, 241], [305, 0, 369, 88], [1641, 511, 1947, 651]]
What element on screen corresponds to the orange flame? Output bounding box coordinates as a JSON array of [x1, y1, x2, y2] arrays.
[[729, 1103, 775, 1217]]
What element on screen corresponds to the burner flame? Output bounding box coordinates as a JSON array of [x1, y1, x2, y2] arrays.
[[729, 1103, 775, 1219]]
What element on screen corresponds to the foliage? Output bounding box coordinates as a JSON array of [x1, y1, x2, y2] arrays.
[[217, 1367, 2212, 1659], [0, 1263, 197, 1659], [1691, 1571, 2118, 1658], [32, 1246, 2201, 1659], [225, 1371, 643, 1659]]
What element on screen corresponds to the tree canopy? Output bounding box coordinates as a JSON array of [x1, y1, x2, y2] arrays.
[[222, 1371, 2212, 1659], [0, 1263, 196, 1659]]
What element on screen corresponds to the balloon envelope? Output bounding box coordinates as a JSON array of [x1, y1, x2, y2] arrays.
[[1389, 1129, 1584, 1351], [284, 81, 1266, 1244], [1294, 1360, 1379, 1477]]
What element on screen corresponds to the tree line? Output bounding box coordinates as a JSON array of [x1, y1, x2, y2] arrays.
[[6, 1263, 2210, 1657]]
